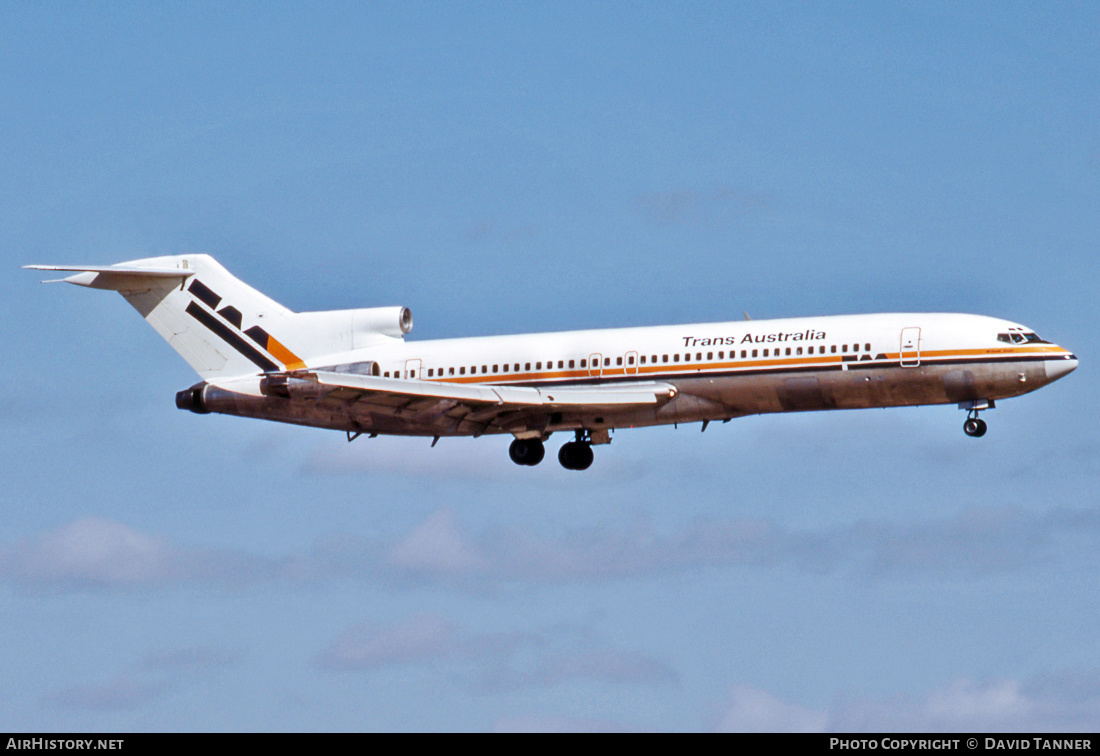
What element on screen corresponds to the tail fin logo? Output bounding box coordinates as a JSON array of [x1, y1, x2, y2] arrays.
[[185, 279, 305, 372]]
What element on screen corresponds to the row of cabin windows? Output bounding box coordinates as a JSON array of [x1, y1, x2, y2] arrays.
[[379, 343, 875, 378]]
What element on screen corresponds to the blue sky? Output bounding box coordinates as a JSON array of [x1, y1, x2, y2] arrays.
[[2, 1, 1098, 731]]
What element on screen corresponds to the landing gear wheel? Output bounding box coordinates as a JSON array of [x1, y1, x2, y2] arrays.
[[558, 441, 594, 470], [509, 438, 545, 466], [963, 417, 987, 437]]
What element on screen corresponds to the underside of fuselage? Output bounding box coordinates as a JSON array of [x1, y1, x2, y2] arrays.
[[187, 353, 1071, 442]]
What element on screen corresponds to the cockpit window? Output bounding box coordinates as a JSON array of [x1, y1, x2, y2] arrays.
[[998, 329, 1049, 345]]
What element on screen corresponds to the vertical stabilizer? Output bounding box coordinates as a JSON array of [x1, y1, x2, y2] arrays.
[[26, 255, 306, 379]]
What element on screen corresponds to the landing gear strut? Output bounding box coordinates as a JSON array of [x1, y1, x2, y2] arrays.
[[509, 438, 545, 466], [959, 399, 992, 438], [559, 431, 594, 471]]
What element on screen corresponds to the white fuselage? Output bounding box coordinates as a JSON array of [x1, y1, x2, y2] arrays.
[[26, 254, 1078, 467], [201, 311, 1077, 439]]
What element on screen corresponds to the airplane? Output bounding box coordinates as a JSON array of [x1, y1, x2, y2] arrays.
[[26, 254, 1077, 470]]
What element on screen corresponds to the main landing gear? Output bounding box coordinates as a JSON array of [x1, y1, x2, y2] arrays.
[[558, 433, 594, 471], [508, 431, 596, 470], [960, 399, 993, 438], [508, 438, 545, 466]]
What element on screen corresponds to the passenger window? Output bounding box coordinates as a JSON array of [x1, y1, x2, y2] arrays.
[[459, 367, 465, 375], [785, 348, 791, 356], [752, 349, 758, 358], [684, 353, 690, 362], [819, 346, 825, 354], [640, 356, 646, 364], [763, 349, 768, 357], [627, 355, 634, 365], [503, 364, 509, 372], [718, 351, 724, 359], [428, 369, 433, 377], [741, 350, 747, 358], [652, 356, 657, 363], [535, 362, 541, 370], [449, 367, 455, 376], [696, 353, 701, 361], [831, 346, 837, 354], [707, 352, 713, 360], [617, 357, 623, 365], [796, 347, 803, 355], [568, 360, 574, 368], [493, 364, 498, 372], [384, 372, 390, 378], [663, 355, 668, 363], [865, 343, 871, 351], [525, 363, 531, 371], [673, 354, 680, 362], [842, 345, 847, 353], [604, 357, 610, 366], [580, 359, 587, 368]]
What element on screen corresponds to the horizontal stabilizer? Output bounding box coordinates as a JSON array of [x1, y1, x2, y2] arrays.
[[24, 264, 195, 286]]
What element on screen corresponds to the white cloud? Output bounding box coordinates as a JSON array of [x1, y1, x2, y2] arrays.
[[47, 674, 168, 712], [6, 503, 1100, 594], [492, 714, 637, 733], [386, 508, 490, 576], [714, 673, 1100, 732], [315, 613, 678, 693], [139, 646, 243, 672], [1, 517, 177, 588], [0, 516, 281, 592], [315, 614, 456, 670], [716, 685, 827, 733]]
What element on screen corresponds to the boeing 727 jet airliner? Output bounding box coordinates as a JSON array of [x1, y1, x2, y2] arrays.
[[26, 255, 1077, 470]]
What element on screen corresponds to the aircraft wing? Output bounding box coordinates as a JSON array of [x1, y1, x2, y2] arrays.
[[273, 370, 677, 436]]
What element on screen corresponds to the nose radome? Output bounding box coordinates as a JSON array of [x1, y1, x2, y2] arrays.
[[1045, 353, 1078, 382]]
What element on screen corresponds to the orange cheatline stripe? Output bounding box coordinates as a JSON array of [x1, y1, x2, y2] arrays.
[[421, 344, 1067, 386], [267, 337, 306, 371]]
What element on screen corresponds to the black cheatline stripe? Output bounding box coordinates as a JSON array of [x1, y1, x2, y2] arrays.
[[188, 279, 221, 309], [185, 302, 278, 372], [244, 325, 270, 350], [217, 306, 243, 329]]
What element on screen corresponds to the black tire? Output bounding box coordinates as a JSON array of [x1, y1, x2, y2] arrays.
[[526, 439, 545, 465], [509, 438, 545, 466], [558, 441, 594, 470], [572, 443, 594, 470], [963, 418, 987, 437]]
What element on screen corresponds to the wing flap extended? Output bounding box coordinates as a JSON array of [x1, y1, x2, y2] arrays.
[[306, 370, 676, 412]]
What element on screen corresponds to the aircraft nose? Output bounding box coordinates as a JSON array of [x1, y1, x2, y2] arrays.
[[1045, 352, 1078, 382]]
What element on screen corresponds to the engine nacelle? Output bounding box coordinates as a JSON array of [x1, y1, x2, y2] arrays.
[[354, 306, 413, 341], [175, 383, 211, 414]]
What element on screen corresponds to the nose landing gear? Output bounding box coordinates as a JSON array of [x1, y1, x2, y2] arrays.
[[959, 399, 993, 438], [963, 415, 987, 437]]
